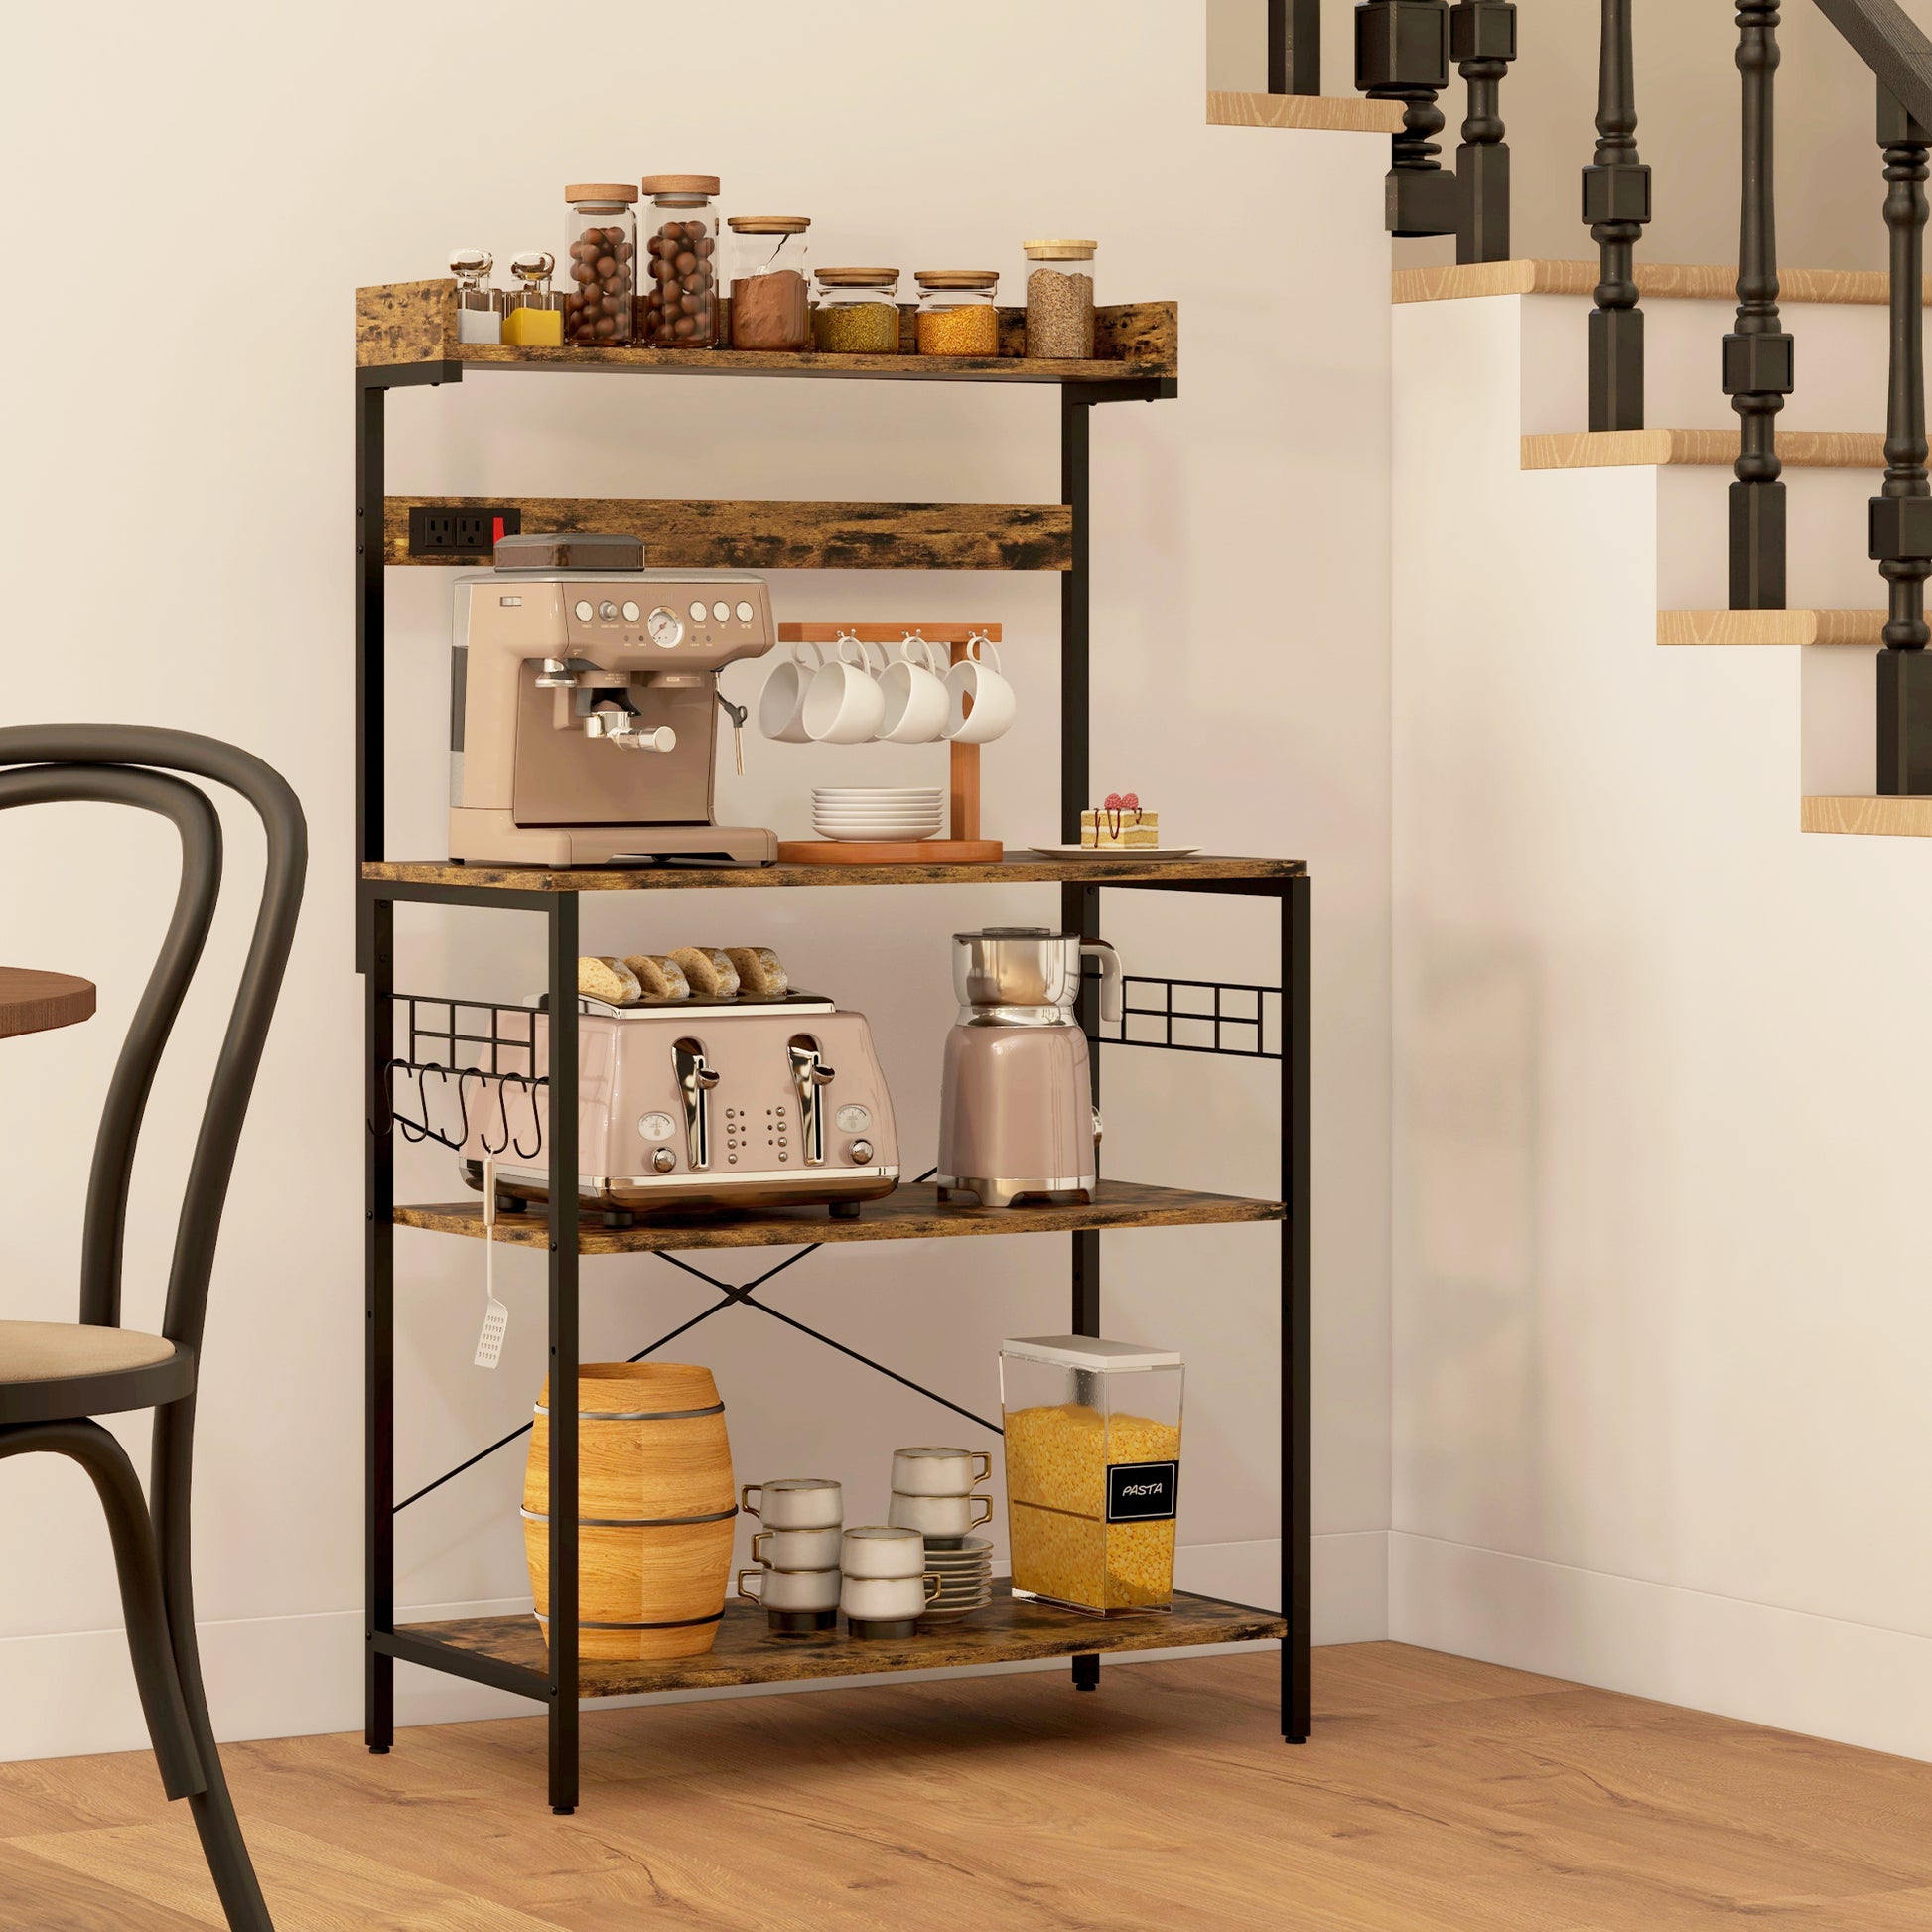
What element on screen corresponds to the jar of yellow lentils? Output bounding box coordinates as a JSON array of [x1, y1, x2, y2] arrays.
[[914, 270, 1002, 357], [813, 268, 902, 354], [999, 1335, 1183, 1616]]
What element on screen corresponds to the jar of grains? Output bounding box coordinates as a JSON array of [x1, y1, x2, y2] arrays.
[[638, 175, 721, 347], [999, 1335, 1183, 1616], [914, 270, 1002, 356], [812, 267, 901, 354], [726, 216, 812, 351], [563, 186, 637, 345], [1024, 239, 1097, 359]]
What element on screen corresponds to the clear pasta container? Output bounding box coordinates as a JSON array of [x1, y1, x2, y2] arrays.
[[639, 174, 721, 347], [1024, 239, 1097, 359], [563, 185, 637, 345], [812, 267, 901, 354], [914, 270, 1001, 357], [727, 216, 812, 351], [999, 1335, 1183, 1615]]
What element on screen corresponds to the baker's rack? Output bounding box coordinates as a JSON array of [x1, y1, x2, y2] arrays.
[[355, 279, 1309, 1816]]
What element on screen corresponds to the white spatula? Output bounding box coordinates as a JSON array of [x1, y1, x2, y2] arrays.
[[474, 1154, 508, 1369]]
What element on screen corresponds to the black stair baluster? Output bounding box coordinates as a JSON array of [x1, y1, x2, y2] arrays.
[[1357, 1, 1459, 240], [1449, 1, 1517, 263], [1874, 85, 1932, 793], [1271, 0, 1322, 96], [1585, 0, 1652, 430], [1726, 0, 1794, 610]]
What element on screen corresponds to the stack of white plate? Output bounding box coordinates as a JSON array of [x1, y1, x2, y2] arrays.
[[813, 786, 944, 844], [919, 1536, 994, 1622]]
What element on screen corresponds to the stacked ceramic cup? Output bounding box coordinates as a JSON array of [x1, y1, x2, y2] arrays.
[[759, 633, 1016, 750], [888, 1447, 995, 1622], [840, 1526, 941, 1639], [736, 1478, 843, 1634]]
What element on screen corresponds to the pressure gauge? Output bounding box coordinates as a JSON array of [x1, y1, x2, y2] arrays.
[[835, 1104, 871, 1132], [646, 607, 683, 649], [638, 1111, 676, 1142]]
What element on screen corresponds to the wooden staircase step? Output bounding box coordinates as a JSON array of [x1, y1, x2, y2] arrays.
[[1802, 797, 1932, 838], [1526, 430, 1882, 471], [1657, 610, 1886, 646], [1207, 90, 1406, 134], [1396, 260, 1932, 306]]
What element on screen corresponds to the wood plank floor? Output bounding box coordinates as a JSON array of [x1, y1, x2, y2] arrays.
[[4, 1644, 1932, 1929]]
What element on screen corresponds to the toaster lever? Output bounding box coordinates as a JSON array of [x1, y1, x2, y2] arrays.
[[672, 1038, 719, 1171], [786, 1037, 837, 1166]]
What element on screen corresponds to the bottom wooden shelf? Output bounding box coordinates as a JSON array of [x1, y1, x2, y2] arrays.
[[401, 1584, 1285, 1700]]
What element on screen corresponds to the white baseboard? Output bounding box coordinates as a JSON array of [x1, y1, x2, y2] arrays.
[[0, 1532, 1387, 1764], [1390, 1531, 1932, 1763]]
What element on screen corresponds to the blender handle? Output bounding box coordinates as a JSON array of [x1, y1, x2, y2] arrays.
[[1081, 941, 1124, 1026]]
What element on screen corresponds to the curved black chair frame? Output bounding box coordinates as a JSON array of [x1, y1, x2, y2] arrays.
[[0, 726, 306, 1932]]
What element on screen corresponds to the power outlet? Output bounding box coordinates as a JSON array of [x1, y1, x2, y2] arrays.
[[408, 505, 522, 558]]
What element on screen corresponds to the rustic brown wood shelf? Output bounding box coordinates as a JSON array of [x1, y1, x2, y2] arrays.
[[385, 495, 1070, 572], [364, 854, 1302, 895], [395, 1179, 1285, 1256], [359, 281, 1176, 388], [397, 1585, 1284, 1701]]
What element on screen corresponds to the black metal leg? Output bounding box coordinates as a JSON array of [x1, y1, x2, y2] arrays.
[[366, 893, 395, 1753], [1282, 877, 1311, 1744], [152, 1399, 275, 1931], [547, 897, 582, 1815], [1065, 877, 1101, 1692], [1071, 1653, 1101, 1693], [1059, 395, 1091, 845], [0, 1421, 205, 1803]]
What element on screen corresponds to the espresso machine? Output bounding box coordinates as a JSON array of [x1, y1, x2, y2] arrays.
[[936, 928, 1123, 1208], [449, 531, 777, 865]]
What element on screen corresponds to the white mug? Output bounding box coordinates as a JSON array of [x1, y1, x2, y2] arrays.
[[875, 637, 949, 745], [757, 642, 826, 744], [741, 1477, 843, 1530], [738, 1566, 840, 1612], [942, 636, 1016, 745], [888, 1490, 995, 1538], [840, 1525, 927, 1580], [752, 1525, 843, 1570], [841, 1572, 941, 1622], [804, 636, 888, 745], [892, 1447, 993, 1497]]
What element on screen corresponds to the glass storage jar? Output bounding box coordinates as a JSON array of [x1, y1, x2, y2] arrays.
[[812, 268, 901, 354], [999, 1335, 1183, 1616], [563, 185, 637, 345], [914, 270, 1001, 356], [503, 251, 565, 347], [639, 175, 721, 347], [1024, 239, 1097, 359], [726, 216, 812, 351], [450, 248, 502, 345]]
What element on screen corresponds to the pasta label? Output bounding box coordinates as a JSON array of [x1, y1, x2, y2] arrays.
[[1105, 1460, 1179, 1524]]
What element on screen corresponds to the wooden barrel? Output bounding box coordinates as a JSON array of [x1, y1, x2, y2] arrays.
[[522, 1362, 736, 1661]]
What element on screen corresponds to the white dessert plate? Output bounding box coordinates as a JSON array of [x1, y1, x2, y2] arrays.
[[814, 818, 944, 833], [1024, 844, 1203, 860], [813, 789, 944, 803], [821, 829, 939, 844]]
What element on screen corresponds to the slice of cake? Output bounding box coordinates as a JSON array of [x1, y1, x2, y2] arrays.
[[1081, 792, 1159, 850]]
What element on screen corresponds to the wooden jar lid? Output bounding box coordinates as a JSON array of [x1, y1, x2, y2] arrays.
[[914, 269, 1000, 289], [1024, 238, 1098, 260], [566, 183, 637, 203], [816, 266, 898, 286], [728, 215, 811, 233], [641, 174, 721, 195]]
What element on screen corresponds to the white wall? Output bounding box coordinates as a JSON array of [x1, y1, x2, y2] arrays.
[[0, 1, 1394, 1758]]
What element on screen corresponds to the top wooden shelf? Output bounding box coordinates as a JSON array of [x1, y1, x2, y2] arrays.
[[357, 282, 1177, 390]]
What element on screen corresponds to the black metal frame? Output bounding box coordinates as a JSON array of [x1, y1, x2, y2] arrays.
[[1586, 0, 1651, 431], [357, 355, 1311, 1815]]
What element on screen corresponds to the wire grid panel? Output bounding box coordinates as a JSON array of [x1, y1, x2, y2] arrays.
[[386, 994, 547, 1155], [1093, 972, 1282, 1060]]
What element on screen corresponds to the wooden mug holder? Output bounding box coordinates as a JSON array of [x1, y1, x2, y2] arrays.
[[773, 622, 1004, 865]]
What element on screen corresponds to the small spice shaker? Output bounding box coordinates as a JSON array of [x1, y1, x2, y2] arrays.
[[726, 217, 813, 351], [563, 184, 637, 345], [450, 248, 503, 345], [1024, 239, 1097, 359], [503, 252, 565, 347], [913, 271, 1001, 356], [639, 175, 721, 347], [812, 268, 901, 354]]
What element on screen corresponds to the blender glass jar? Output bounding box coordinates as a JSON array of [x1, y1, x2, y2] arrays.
[[503, 251, 565, 347], [914, 271, 1001, 356], [639, 175, 721, 347], [1000, 1335, 1183, 1615], [563, 185, 637, 345], [450, 248, 502, 345], [1024, 239, 1097, 358], [812, 268, 901, 353], [727, 216, 812, 351]]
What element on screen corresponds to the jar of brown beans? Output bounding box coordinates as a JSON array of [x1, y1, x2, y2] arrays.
[[563, 185, 638, 346], [639, 174, 722, 348]]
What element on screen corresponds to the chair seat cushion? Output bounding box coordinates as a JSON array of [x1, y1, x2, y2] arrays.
[[0, 1321, 193, 1424]]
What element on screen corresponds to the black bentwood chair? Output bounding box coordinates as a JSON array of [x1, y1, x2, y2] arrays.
[[0, 726, 306, 1932]]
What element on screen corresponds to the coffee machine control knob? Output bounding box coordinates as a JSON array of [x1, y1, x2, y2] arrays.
[[599, 601, 620, 621], [849, 1139, 874, 1164], [651, 1148, 677, 1173], [573, 600, 595, 621]]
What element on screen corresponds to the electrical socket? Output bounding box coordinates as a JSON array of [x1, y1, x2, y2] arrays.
[[408, 505, 522, 557]]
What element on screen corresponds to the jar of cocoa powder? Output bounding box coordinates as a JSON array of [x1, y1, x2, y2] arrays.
[[563, 185, 637, 346], [639, 175, 721, 347], [726, 216, 812, 352]]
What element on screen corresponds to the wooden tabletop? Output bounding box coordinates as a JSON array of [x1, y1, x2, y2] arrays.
[[0, 968, 95, 1039]]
